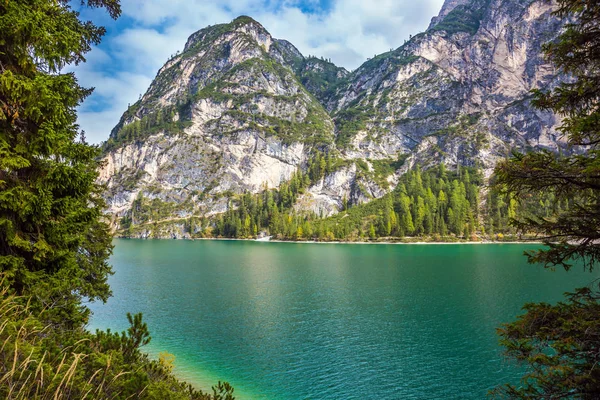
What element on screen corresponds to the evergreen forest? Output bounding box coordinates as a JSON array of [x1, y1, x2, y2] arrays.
[[123, 161, 564, 243]]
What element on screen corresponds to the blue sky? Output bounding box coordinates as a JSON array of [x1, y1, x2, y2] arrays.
[[71, 0, 445, 144]]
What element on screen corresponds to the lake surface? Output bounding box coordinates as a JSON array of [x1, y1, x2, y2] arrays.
[[88, 240, 599, 399]]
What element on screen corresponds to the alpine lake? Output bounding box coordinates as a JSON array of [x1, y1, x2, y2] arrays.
[[87, 239, 599, 399]]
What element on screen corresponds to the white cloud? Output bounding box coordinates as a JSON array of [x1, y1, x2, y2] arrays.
[[75, 69, 152, 142], [74, 0, 445, 144], [258, 0, 445, 68]]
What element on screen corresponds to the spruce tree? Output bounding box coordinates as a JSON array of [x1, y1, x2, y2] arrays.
[[0, 0, 120, 326]]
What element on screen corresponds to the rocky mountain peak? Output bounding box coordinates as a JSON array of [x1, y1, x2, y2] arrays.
[[428, 0, 472, 29], [108, 15, 316, 142], [182, 15, 271, 53], [101, 14, 341, 221], [99, 1, 568, 238]]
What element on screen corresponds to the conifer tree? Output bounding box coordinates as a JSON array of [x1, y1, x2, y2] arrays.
[[0, 0, 121, 325], [492, 1, 600, 397]]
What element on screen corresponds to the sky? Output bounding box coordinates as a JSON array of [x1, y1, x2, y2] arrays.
[[71, 0, 446, 144]]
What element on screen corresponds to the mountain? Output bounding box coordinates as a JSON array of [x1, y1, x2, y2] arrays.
[[323, 0, 563, 168], [98, 0, 565, 238]]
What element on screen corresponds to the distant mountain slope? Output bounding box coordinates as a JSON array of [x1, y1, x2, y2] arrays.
[[325, 0, 563, 165], [99, 0, 566, 238], [100, 17, 337, 218]]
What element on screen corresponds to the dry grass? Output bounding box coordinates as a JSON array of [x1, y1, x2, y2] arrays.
[[0, 276, 234, 400], [0, 282, 135, 400]]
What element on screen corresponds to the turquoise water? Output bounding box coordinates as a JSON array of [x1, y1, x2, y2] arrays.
[[88, 240, 599, 399]]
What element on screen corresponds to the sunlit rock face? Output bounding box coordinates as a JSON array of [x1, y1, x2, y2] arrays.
[[99, 1, 566, 235], [326, 0, 563, 170]]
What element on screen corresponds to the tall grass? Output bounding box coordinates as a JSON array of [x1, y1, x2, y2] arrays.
[[0, 278, 234, 400]]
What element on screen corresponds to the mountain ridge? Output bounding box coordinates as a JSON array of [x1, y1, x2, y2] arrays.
[[98, 0, 566, 239]]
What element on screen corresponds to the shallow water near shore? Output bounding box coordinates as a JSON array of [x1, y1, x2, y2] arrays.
[[88, 239, 599, 399]]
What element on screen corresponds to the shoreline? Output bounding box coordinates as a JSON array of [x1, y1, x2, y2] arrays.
[[84, 324, 256, 399], [114, 236, 543, 245]]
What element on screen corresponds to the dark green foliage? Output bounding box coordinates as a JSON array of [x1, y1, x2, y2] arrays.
[[430, 3, 487, 35], [120, 194, 179, 230], [334, 104, 376, 147], [194, 151, 342, 239], [491, 288, 600, 399], [370, 156, 408, 189], [0, 0, 119, 326], [295, 57, 347, 103], [492, 1, 600, 397], [496, 150, 600, 270], [309, 165, 483, 241], [0, 1, 234, 398], [494, 0, 600, 271], [93, 313, 151, 364], [213, 169, 313, 239], [103, 105, 191, 151], [210, 382, 235, 400], [307, 150, 333, 182]]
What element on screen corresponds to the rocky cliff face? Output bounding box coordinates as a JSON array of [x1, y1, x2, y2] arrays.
[[99, 0, 565, 235], [325, 0, 563, 166], [101, 16, 336, 219]]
